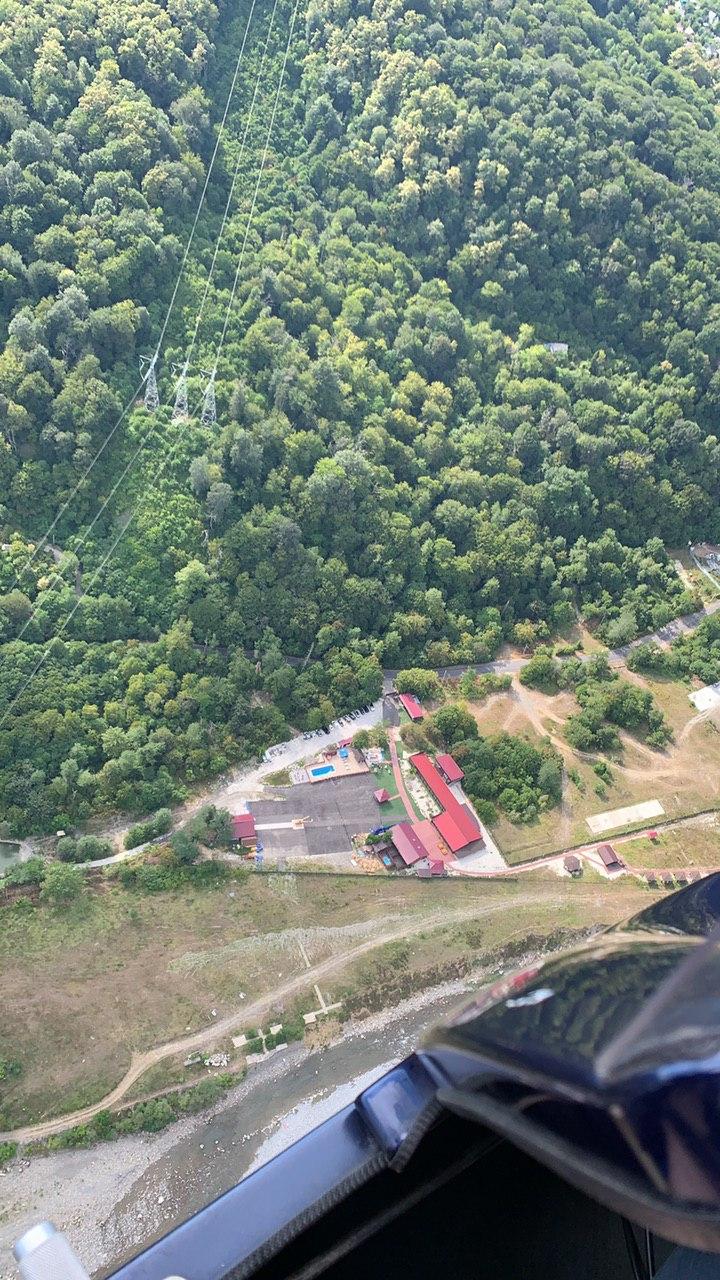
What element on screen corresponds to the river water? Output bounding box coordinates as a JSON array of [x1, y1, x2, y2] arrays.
[[0, 983, 471, 1280]]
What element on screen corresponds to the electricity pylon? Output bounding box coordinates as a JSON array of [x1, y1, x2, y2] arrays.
[[140, 354, 159, 411], [201, 368, 217, 426], [171, 362, 189, 421]]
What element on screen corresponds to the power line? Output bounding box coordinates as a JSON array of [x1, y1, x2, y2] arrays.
[[0, 0, 302, 732], [9, 0, 259, 588], [209, 0, 301, 375], [170, 0, 282, 398], [7, 0, 281, 647]]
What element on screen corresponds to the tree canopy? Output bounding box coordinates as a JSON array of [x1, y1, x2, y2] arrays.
[[0, 0, 718, 832]]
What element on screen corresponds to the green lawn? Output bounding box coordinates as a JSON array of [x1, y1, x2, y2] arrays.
[[366, 763, 410, 821]]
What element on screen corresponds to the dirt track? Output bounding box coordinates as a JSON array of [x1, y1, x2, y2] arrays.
[[0, 887, 642, 1144]]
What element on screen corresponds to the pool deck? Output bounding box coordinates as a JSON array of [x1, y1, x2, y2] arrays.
[[309, 748, 370, 783]]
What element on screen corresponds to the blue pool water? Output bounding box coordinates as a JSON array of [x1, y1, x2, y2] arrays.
[[310, 764, 335, 778]]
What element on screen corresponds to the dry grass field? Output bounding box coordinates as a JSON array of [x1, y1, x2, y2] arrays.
[[469, 670, 720, 864], [0, 873, 651, 1129]]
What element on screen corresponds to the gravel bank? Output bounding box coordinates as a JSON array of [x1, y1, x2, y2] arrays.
[[0, 978, 473, 1280]]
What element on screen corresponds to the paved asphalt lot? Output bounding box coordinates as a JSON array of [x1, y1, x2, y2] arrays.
[[250, 775, 401, 858]]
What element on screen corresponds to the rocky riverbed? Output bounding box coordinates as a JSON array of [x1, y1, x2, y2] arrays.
[[0, 980, 472, 1280]]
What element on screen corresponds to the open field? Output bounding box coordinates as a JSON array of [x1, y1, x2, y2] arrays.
[[618, 818, 720, 870], [0, 874, 652, 1131], [469, 673, 720, 863]]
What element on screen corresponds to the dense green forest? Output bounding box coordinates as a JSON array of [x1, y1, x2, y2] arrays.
[[2, 0, 720, 833]]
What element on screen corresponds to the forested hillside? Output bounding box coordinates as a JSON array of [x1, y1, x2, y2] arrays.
[[2, 0, 720, 834]]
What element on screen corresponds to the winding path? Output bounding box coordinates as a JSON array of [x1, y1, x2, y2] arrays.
[[0, 891, 610, 1144]]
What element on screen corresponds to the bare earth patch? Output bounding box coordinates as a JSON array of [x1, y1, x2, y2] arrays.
[[468, 671, 720, 863]]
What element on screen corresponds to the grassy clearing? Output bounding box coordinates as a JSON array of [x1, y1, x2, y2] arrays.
[[667, 547, 720, 602], [469, 672, 720, 863], [264, 768, 292, 786], [0, 874, 650, 1128], [619, 821, 720, 870], [326, 881, 653, 1012]]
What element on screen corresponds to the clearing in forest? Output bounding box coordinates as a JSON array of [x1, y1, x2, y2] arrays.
[[468, 669, 720, 863]]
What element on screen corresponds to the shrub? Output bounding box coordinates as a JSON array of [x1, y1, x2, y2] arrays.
[[395, 668, 443, 702], [458, 671, 511, 699], [2, 856, 45, 887], [40, 862, 84, 906], [124, 808, 173, 850], [75, 835, 112, 862], [0, 1141, 17, 1165], [281, 1015, 305, 1043], [425, 703, 478, 748], [53, 833, 114, 864], [537, 758, 563, 801], [519, 654, 561, 692]]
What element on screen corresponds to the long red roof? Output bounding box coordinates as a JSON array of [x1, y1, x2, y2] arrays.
[[398, 692, 424, 720], [409, 753, 482, 852], [409, 753, 456, 808]]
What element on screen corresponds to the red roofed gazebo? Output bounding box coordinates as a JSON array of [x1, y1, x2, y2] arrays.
[[231, 813, 256, 842], [374, 788, 391, 804]]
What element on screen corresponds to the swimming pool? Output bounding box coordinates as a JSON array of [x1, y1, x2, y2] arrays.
[[310, 764, 335, 778]]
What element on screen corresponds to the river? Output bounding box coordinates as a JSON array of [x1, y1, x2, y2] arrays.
[[0, 982, 471, 1280]]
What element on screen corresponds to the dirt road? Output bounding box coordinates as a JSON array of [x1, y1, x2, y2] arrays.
[[0, 887, 636, 1144]]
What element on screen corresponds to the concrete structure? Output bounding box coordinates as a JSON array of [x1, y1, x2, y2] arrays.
[[587, 799, 664, 835], [689, 682, 720, 712]]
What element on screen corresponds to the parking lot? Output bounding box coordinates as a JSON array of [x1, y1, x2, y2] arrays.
[[250, 775, 402, 859]]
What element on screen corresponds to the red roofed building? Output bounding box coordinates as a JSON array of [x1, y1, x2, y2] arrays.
[[374, 788, 391, 804], [409, 753, 483, 853], [416, 860, 446, 879], [409, 752, 456, 810], [398, 692, 424, 721], [433, 806, 482, 853], [436, 753, 464, 783], [597, 842, 623, 869], [390, 821, 429, 866], [231, 813, 256, 842], [412, 819, 449, 862]]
